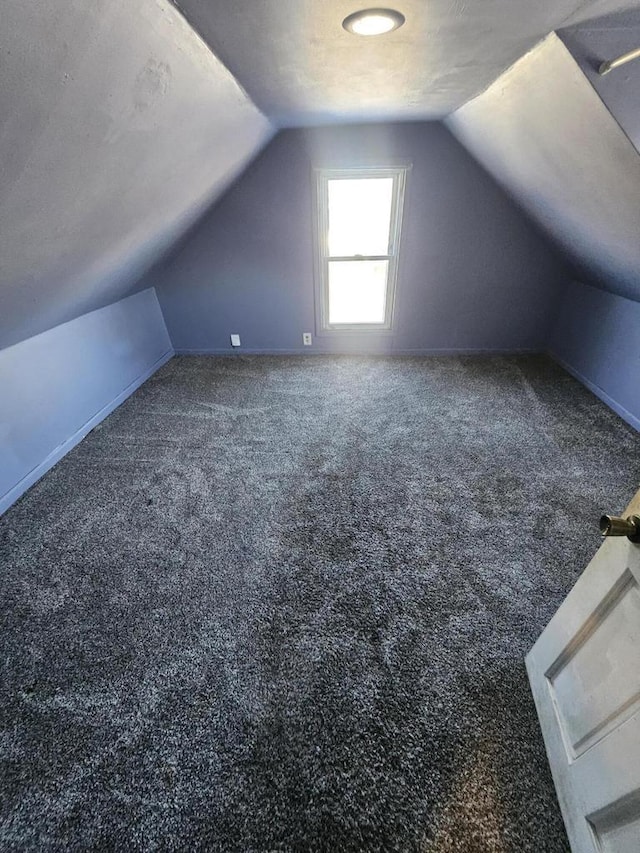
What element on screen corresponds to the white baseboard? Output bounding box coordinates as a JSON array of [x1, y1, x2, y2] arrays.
[[549, 352, 640, 433], [0, 349, 173, 516]]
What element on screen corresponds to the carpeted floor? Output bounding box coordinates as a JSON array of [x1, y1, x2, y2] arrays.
[[1, 355, 640, 852]]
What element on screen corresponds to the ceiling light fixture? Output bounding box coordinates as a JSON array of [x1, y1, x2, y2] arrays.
[[342, 8, 405, 36]]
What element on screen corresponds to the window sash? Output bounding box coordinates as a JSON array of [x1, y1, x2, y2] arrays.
[[327, 259, 389, 325]]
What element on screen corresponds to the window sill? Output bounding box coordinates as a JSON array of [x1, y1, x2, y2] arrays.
[[315, 326, 394, 338]]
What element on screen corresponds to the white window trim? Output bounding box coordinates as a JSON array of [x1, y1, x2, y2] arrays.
[[313, 166, 409, 333]]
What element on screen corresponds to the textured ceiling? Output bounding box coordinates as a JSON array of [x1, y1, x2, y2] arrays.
[[447, 33, 640, 303], [560, 6, 640, 152], [173, 0, 635, 125], [3, 0, 639, 352], [0, 0, 272, 349]]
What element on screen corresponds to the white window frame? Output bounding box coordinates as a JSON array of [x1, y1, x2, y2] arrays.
[[313, 166, 409, 332]]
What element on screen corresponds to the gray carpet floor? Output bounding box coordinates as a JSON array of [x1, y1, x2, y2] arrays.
[[2, 355, 640, 852]]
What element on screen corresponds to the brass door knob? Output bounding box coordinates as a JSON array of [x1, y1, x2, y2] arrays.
[[599, 514, 640, 542]]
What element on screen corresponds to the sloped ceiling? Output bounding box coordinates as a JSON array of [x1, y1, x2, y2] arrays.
[[172, 0, 634, 125], [446, 31, 640, 303], [560, 6, 640, 152], [0, 0, 273, 349], [3, 0, 638, 352]]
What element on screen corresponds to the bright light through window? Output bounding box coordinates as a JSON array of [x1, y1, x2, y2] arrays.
[[315, 167, 408, 330], [329, 260, 389, 324], [328, 178, 393, 257]]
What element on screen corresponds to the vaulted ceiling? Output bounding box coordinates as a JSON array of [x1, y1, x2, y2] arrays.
[[447, 23, 640, 303], [0, 0, 272, 349], [1, 0, 640, 350]]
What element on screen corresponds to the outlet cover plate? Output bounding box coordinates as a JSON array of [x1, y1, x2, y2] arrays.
[[230, 334, 241, 347], [303, 333, 312, 346]]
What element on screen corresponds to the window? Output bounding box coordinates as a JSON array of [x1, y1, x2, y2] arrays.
[[315, 167, 408, 331]]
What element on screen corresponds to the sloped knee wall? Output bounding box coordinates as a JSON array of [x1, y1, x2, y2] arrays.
[[0, 289, 172, 515], [550, 282, 640, 431]]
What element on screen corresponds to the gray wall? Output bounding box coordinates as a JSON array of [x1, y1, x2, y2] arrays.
[[0, 0, 272, 350], [148, 122, 568, 354], [550, 281, 640, 431], [0, 289, 172, 515]]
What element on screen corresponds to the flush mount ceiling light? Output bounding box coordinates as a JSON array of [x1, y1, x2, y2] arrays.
[[342, 8, 405, 36]]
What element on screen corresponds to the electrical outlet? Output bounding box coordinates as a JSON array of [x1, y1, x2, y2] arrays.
[[303, 332, 312, 346], [230, 334, 241, 347]]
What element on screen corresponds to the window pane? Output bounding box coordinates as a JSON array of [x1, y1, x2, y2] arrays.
[[328, 260, 389, 324], [327, 178, 394, 257]]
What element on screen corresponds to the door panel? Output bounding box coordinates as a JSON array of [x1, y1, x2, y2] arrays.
[[547, 567, 640, 760], [526, 488, 640, 853], [587, 790, 640, 853]]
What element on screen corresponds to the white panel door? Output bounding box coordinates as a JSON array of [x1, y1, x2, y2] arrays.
[[526, 489, 640, 853]]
